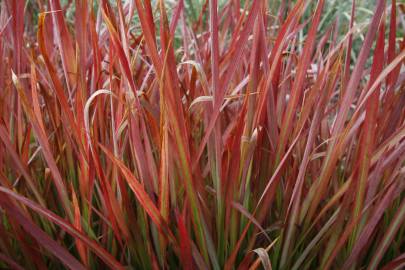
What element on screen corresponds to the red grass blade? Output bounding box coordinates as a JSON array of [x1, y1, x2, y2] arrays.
[[0, 187, 125, 270], [0, 196, 86, 270], [99, 144, 176, 243]]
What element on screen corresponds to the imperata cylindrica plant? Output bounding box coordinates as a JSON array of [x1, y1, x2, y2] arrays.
[[0, 0, 404, 269]]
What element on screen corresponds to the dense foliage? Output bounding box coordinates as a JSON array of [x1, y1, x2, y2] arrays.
[[0, 0, 404, 269]]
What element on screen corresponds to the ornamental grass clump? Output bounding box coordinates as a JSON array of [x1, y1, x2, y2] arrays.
[[0, 0, 404, 269]]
